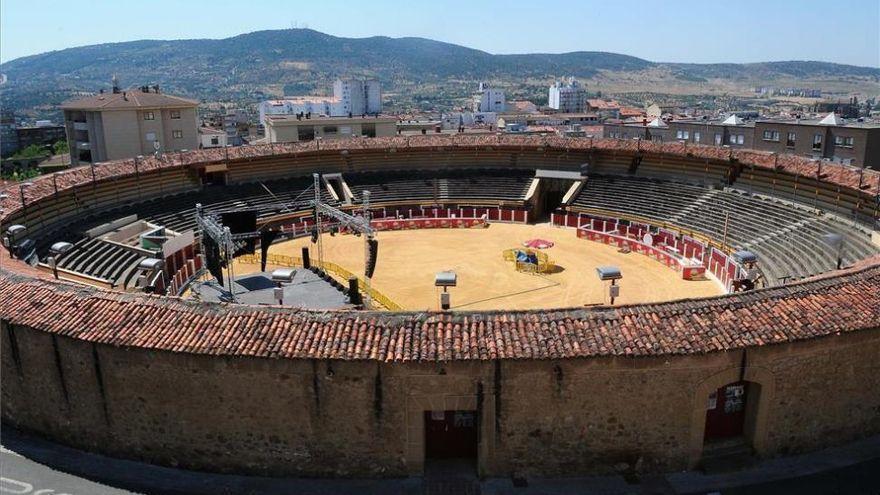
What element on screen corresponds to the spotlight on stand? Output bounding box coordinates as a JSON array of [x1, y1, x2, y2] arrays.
[[271, 268, 296, 305], [48, 242, 74, 279], [595, 266, 622, 305], [435, 271, 457, 310]]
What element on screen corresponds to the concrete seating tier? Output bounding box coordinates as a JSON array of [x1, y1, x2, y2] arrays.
[[570, 174, 879, 285]]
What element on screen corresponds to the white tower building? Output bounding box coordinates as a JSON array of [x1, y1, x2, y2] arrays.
[[548, 77, 587, 113]]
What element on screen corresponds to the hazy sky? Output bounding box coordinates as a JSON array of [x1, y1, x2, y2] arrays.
[[1, 0, 878, 66]]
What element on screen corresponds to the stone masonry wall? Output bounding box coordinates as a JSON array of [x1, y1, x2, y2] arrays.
[[2, 320, 879, 478]]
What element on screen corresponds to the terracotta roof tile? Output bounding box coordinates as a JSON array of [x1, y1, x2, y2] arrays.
[[3, 136, 876, 221], [1, 254, 878, 362]]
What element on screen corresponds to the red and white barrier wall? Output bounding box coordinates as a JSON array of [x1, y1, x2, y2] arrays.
[[275, 206, 529, 236], [554, 210, 744, 292]]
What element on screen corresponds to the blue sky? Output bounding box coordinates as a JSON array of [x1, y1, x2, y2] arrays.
[[1, 0, 878, 66]]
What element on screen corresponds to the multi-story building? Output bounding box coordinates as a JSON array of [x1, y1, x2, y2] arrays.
[[603, 112, 880, 169], [61, 86, 198, 166], [0, 110, 19, 157], [754, 114, 880, 168], [472, 83, 505, 113], [603, 114, 755, 148], [586, 99, 621, 119], [264, 114, 396, 143], [258, 97, 338, 126], [334, 78, 382, 116], [548, 77, 587, 113], [15, 123, 66, 150], [259, 78, 382, 126]]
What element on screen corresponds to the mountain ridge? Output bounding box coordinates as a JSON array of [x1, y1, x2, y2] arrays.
[[2, 28, 877, 115]]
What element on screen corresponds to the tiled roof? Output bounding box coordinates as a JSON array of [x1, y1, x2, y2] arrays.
[[60, 91, 198, 110], [1, 254, 878, 361], [2, 135, 878, 221]]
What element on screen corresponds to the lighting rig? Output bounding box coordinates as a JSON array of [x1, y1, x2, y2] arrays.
[[194, 173, 377, 307], [311, 173, 377, 308], [195, 203, 261, 302]]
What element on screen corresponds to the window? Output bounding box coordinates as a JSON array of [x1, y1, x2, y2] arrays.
[[812, 134, 823, 150], [694, 131, 701, 143], [729, 134, 743, 145], [145, 132, 156, 141], [714, 133, 722, 145], [786, 132, 796, 147], [676, 130, 689, 140], [210, 137, 219, 145], [834, 136, 854, 147], [170, 110, 181, 119], [737, 134, 744, 145], [762, 130, 780, 142], [144, 111, 155, 120], [172, 130, 183, 139], [323, 125, 338, 135]]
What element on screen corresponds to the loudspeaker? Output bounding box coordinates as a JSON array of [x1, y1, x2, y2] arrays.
[[259, 230, 280, 272], [301, 246, 310, 269], [440, 292, 450, 310], [365, 238, 379, 278], [203, 236, 224, 285], [347, 276, 362, 305]]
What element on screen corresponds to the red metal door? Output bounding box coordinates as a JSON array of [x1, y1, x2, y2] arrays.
[[704, 382, 748, 441], [424, 411, 478, 459]]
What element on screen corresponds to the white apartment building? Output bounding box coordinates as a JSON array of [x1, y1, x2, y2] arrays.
[[472, 83, 506, 113], [259, 97, 337, 126], [333, 78, 382, 116], [259, 78, 382, 125], [548, 77, 587, 113]]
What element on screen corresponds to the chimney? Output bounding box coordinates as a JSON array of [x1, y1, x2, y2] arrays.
[[112, 74, 120, 94]]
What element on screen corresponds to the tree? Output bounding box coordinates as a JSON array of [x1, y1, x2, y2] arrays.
[[10, 144, 47, 159], [53, 140, 69, 155]]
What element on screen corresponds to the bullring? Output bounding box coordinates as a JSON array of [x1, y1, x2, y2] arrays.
[[1, 135, 879, 478]]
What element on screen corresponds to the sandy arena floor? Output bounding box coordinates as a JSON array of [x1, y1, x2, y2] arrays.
[[270, 223, 723, 311]]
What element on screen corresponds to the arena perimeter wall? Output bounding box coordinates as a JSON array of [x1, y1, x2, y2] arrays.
[[1, 137, 879, 477]]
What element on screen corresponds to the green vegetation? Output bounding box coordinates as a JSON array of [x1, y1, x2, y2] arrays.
[[10, 144, 48, 159], [2, 28, 876, 117], [53, 140, 69, 155], [0, 167, 42, 181]]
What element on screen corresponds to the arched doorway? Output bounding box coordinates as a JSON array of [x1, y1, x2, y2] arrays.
[[700, 380, 764, 470], [704, 381, 750, 442], [688, 367, 774, 469]]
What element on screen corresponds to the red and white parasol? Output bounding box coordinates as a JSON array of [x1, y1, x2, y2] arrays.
[[522, 238, 554, 249]]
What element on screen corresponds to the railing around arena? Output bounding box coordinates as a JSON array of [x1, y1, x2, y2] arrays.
[[236, 253, 404, 311]]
